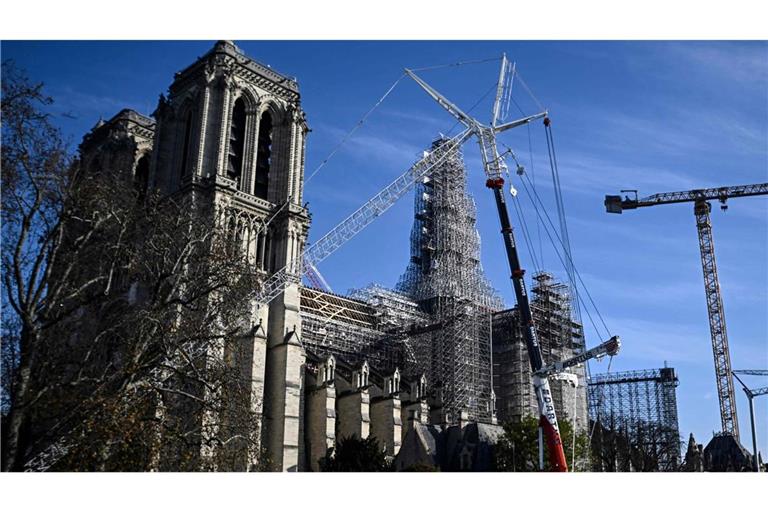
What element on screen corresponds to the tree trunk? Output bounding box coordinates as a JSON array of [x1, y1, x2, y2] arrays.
[[3, 326, 38, 472]]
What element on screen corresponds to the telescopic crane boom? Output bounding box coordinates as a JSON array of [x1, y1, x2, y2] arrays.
[[536, 336, 621, 378], [605, 182, 768, 440]]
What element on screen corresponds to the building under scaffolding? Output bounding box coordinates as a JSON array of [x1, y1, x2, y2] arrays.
[[588, 367, 681, 471], [300, 137, 590, 429], [492, 271, 588, 430], [300, 286, 426, 373], [300, 138, 504, 424], [394, 138, 503, 423]]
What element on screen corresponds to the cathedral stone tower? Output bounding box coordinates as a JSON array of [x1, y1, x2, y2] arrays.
[[151, 41, 311, 471]]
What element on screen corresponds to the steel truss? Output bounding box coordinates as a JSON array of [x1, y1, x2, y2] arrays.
[[300, 286, 426, 372]]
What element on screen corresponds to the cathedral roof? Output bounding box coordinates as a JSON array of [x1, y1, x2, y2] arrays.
[[80, 108, 155, 151]]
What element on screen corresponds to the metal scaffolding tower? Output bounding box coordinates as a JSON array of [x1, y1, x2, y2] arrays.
[[396, 139, 502, 309], [588, 368, 681, 471], [395, 138, 503, 423], [492, 272, 587, 429]]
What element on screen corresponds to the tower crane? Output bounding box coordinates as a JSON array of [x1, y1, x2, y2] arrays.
[[605, 182, 768, 440], [732, 370, 768, 472], [405, 55, 622, 472]]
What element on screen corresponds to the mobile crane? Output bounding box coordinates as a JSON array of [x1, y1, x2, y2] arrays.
[[407, 55, 622, 471]]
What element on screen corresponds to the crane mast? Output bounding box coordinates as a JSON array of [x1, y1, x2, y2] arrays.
[[606, 182, 768, 440], [695, 199, 738, 437]]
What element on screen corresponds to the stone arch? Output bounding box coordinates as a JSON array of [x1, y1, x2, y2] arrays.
[[133, 151, 150, 198], [224, 85, 262, 194], [226, 96, 247, 187], [233, 84, 260, 113], [254, 99, 288, 202], [176, 97, 199, 181]]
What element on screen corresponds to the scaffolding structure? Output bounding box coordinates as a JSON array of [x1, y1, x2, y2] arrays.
[[491, 271, 588, 429], [396, 139, 501, 309], [393, 138, 503, 423], [588, 368, 681, 471], [299, 140, 587, 428], [349, 283, 429, 335], [300, 287, 409, 371]]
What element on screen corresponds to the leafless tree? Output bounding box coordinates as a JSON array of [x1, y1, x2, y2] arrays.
[[2, 61, 265, 471], [2, 60, 81, 470]]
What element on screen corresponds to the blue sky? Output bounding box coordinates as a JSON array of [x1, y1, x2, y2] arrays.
[[3, 40, 767, 457]]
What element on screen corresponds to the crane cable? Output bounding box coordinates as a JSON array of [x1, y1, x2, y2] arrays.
[[501, 139, 611, 340], [539, 122, 617, 471], [516, 174, 608, 342], [445, 81, 498, 137], [539, 122, 617, 462], [523, 125, 611, 337], [408, 56, 502, 73], [504, 151, 543, 275], [307, 56, 505, 185], [514, 69, 546, 113], [526, 123, 544, 268], [544, 120, 583, 326], [508, 88, 544, 268], [305, 73, 406, 183], [511, 191, 543, 276]]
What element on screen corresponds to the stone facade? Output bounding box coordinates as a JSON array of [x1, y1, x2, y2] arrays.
[[80, 41, 311, 471]]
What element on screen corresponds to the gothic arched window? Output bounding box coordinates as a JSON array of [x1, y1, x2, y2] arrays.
[[254, 110, 272, 199], [227, 98, 246, 184], [179, 109, 194, 178], [134, 155, 149, 198]]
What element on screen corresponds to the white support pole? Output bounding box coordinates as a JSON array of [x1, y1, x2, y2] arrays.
[[538, 427, 544, 470]]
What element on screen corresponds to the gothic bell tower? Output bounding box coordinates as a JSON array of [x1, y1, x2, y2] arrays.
[[151, 40, 311, 471]]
